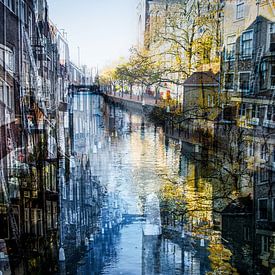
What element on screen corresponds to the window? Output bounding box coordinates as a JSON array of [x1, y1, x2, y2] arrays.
[[6, 49, 14, 73], [62, 177, 66, 200], [69, 179, 73, 201], [260, 62, 268, 89], [269, 23, 275, 52], [226, 35, 236, 60], [266, 105, 275, 121], [21, 1, 26, 23], [0, 45, 14, 74], [260, 167, 269, 182], [239, 103, 246, 116], [46, 201, 52, 229], [7, 0, 15, 13], [5, 85, 11, 108], [225, 73, 234, 90], [207, 95, 214, 107], [239, 72, 250, 92], [252, 104, 260, 118], [24, 208, 30, 233], [261, 235, 269, 254], [271, 65, 275, 87], [243, 226, 251, 241], [247, 141, 254, 157], [52, 202, 57, 229], [261, 144, 269, 161], [272, 198, 275, 221], [258, 198, 268, 220], [0, 81, 3, 103], [37, 209, 43, 236], [236, 0, 244, 19], [31, 209, 37, 235], [77, 182, 80, 201], [51, 165, 56, 192], [44, 166, 50, 190], [241, 31, 253, 57], [73, 97, 78, 110]]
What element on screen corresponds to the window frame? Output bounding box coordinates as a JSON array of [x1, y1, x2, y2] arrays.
[[247, 141, 254, 157], [261, 235, 270, 254], [258, 198, 268, 220], [239, 102, 246, 117], [46, 201, 52, 229], [260, 143, 269, 162], [270, 64, 275, 88], [268, 22, 275, 52], [272, 197, 275, 221], [243, 225, 251, 241], [260, 61, 268, 89], [224, 72, 234, 90], [266, 105, 275, 121], [225, 35, 236, 61], [240, 30, 253, 58], [37, 209, 43, 236], [236, 0, 245, 20], [24, 208, 30, 233], [259, 167, 269, 182], [252, 104, 260, 118], [238, 71, 251, 93]]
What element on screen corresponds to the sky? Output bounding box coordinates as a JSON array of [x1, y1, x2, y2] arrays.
[[48, 0, 139, 71]]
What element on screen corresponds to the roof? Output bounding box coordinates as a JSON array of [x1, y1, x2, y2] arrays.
[[184, 70, 219, 86]]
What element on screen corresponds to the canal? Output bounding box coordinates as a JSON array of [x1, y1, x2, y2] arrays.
[[64, 93, 231, 275]]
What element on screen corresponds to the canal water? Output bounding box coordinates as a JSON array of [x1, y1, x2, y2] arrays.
[[68, 94, 224, 274]]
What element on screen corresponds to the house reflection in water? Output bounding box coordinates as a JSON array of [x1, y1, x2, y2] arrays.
[[221, 196, 254, 275]]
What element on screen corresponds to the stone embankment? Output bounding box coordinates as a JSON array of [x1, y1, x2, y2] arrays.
[[104, 93, 157, 115]]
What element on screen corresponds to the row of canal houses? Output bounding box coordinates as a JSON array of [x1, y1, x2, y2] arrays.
[[139, 0, 275, 274], [0, 0, 101, 273]]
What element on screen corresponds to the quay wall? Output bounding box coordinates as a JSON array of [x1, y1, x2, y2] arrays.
[[104, 94, 156, 115]]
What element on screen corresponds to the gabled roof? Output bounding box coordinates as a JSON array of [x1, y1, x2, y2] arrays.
[[184, 70, 219, 86]]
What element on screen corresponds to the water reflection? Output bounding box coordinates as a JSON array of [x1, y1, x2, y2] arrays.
[[2, 92, 261, 274], [66, 94, 213, 274], [74, 217, 210, 275]]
